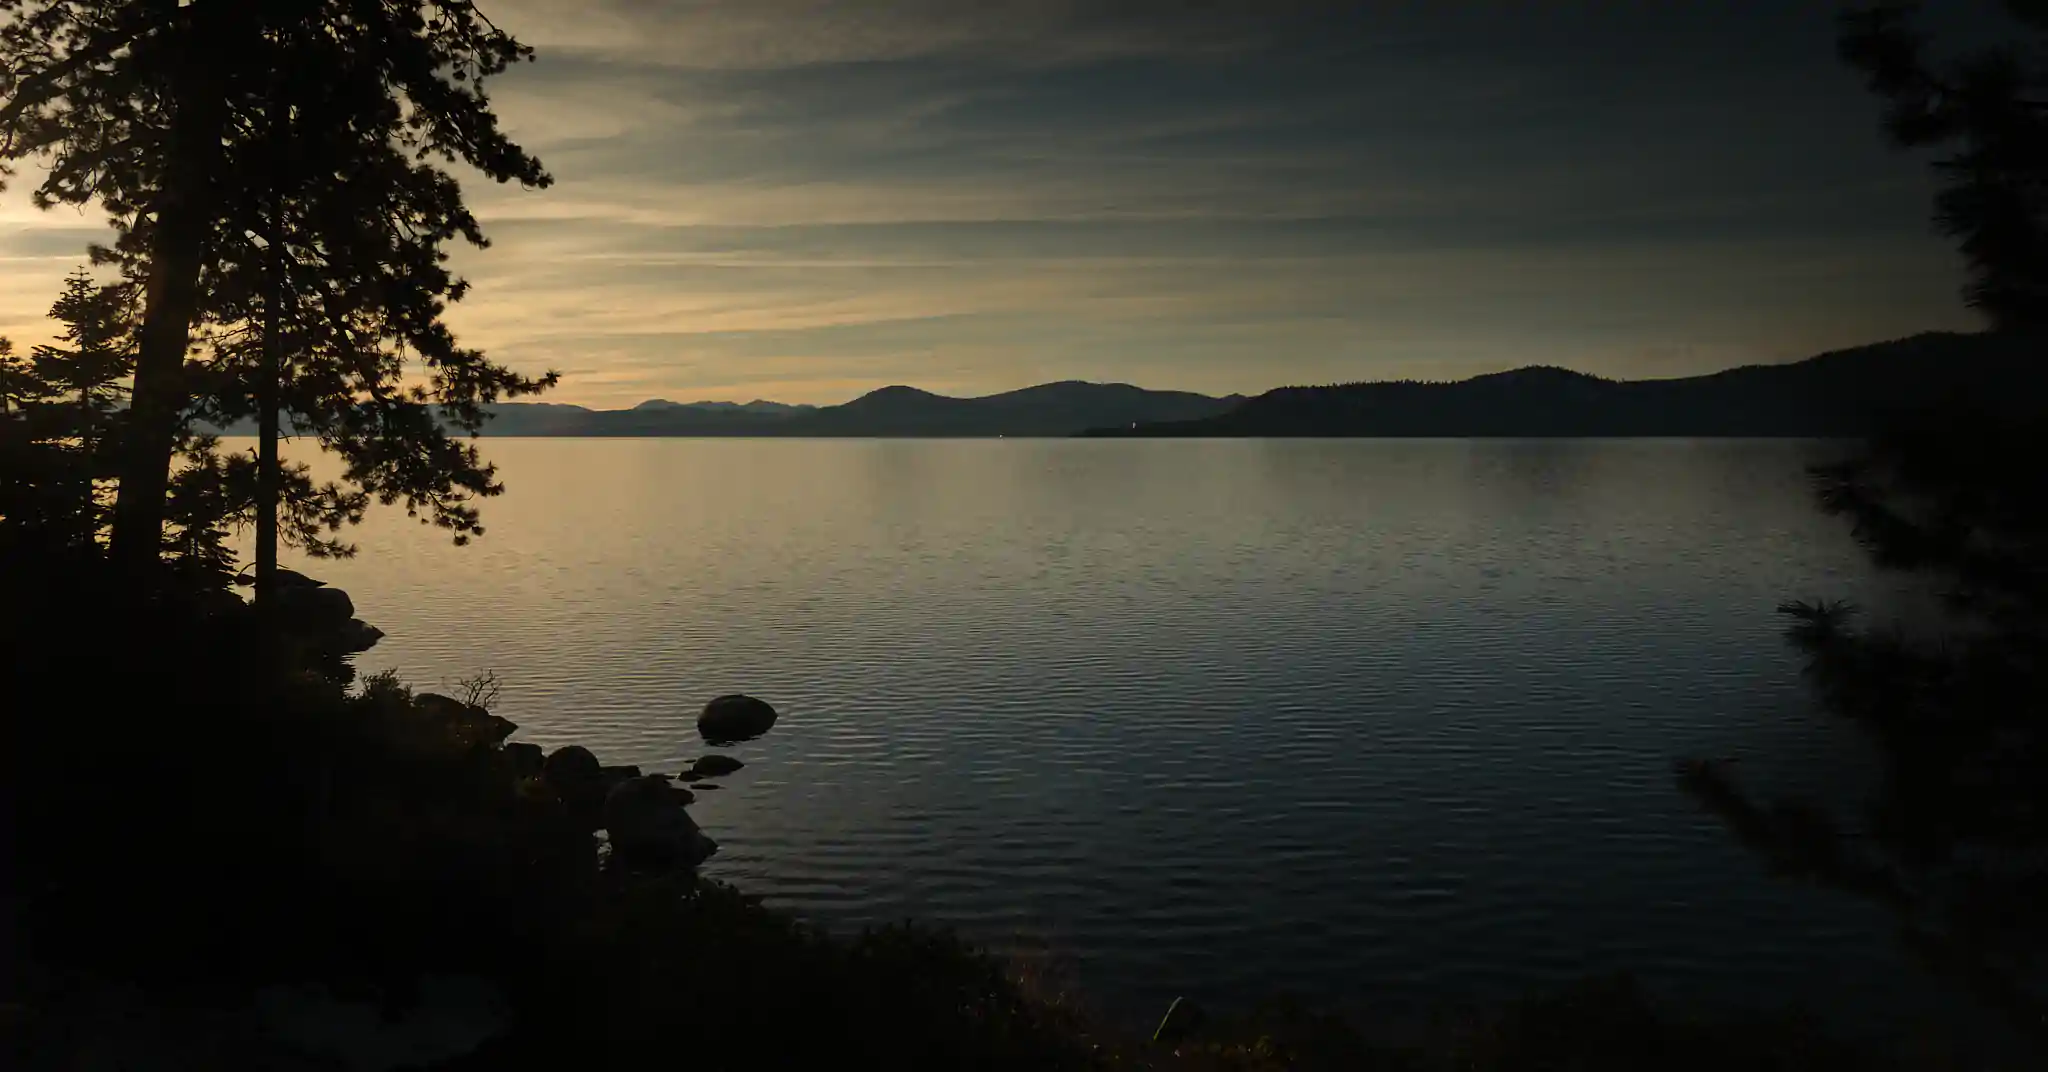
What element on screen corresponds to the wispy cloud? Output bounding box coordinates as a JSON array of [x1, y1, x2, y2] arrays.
[[0, 1, 1979, 406]]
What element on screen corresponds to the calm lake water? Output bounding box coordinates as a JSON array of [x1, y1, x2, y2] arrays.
[[274, 438, 1946, 1030]]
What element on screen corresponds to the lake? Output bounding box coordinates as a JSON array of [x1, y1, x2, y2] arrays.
[[273, 437, 1943, 1032]]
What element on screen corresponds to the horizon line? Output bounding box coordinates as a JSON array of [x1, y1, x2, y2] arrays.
[[529, 328, 1973, 411]]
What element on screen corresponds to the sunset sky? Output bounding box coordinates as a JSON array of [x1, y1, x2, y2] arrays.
[[0, 1, 2000, 408]]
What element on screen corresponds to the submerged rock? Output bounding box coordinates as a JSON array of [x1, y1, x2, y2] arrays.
[[691, 754, 745, 778], [698, 695, 777, 743]]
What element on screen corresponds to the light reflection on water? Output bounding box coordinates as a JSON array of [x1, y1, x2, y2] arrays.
[[257, 438, 1941, 1028]]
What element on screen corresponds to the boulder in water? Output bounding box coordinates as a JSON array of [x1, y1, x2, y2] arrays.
[[697, 695, 777, 743], [691, 754, 745, 778]]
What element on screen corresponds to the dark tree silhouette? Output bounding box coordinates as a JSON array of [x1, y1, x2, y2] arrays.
[[32, 270, 134, 484], [160, 19, 560, 605], [0, 0, 554, 587], [1838, 2, 2048, 329], [0, 336, 21, 408], [0, 271, 135, 552], [1682, 1, 2048, 1047]]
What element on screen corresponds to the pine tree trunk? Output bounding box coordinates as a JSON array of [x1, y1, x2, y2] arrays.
[[109, 191, 215, 578], [107, 5, 237, 584], [255, 245, 281, 613]]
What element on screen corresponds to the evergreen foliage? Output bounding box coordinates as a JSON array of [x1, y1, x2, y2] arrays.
[[1683, 2, 2048, 1051], [0, 0, 557, 580]]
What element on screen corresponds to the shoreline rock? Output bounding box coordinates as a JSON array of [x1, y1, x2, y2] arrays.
[[603, 775, 716, 868]]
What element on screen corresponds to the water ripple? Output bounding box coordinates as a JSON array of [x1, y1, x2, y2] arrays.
[[265, 438, 1941, 1028]]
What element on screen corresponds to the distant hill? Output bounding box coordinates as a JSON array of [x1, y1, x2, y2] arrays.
[[200, 333, 2031, 441], [1081, 332, 2045, 438], [481, 403, 788, 437], [462, 402, 595, 436], [198, 399, 786, 437], [476, 381, 1242, 438], [632, 399, 817, 417]]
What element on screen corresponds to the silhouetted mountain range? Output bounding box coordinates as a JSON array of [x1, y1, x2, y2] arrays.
[[1081, 332, 2043, 438], [632, 399, 817, 417], [476, 381, 1243, 437], [201, 332, 2038, 440], [199, 381, 1238, 437]]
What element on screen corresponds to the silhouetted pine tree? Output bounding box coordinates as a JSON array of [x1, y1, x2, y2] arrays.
[[0, 271, 133, 551], [1682, 1, 2048, 1046], [0, 0, 555, 586], [0, 333, 80, 552], [32, 270, 134, 504]]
